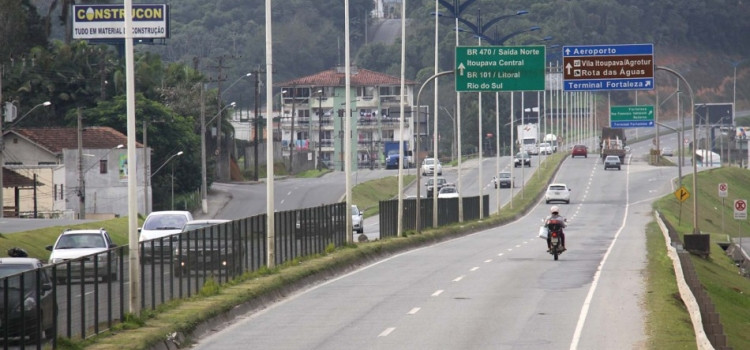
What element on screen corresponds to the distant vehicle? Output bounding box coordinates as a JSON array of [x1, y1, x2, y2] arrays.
[[538, 142, 553, 155], [139, 211, 194, 263], [517, 123, 539, 155], [425, 177, 448, 197], [493, 171, 514, 188], [600, 127, 627, 161], [173, 219, 233, 278], [514, 152, 531, 167], [604, 155, 622, 170], [545, 183, 571, 204], [384, 141, 412, 169], [0, 257, 56, 340], [438, 185, 459, 198], [46, 228, 119, 283], [421, 157, 443, 176], [351, 205, 364, 234], [661, 147, 673, 156], [571, 144, 588, 158], [543, 133, 559, 152]]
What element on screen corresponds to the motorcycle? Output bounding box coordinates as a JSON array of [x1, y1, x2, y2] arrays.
[[547, 219, 565, 260]]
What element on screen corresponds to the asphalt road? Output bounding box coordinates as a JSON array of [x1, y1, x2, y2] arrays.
[[190, 139, 680, 349]]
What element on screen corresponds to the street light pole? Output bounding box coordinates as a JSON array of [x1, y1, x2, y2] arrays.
[[201, 101, 235, 214], [317, 89, 324, 170], [0, 100, 51, 218]]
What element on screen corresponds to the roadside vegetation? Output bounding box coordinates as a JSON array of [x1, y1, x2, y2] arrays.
[[653, 167, 750, 349], [352, 175, 416, 218]]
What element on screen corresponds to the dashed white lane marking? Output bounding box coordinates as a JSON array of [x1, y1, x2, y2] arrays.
[[280, 199, 285, 205], [515, 244, 521, 248], [432, 290, 444, 297], [497, 253, 504, 257], [470, 267, 479, 272], [507, 248, 513, 251], [453, 275, 465, 282], [408, 307, 421, 315], [484, 259, 492, 263], [287, 191, 292, 196], [379, 327, 395, 337]]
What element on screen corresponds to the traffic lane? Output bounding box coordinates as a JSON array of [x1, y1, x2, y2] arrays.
[[191, 153, 634, 349]]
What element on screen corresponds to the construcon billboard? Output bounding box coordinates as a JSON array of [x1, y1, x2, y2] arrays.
[[72, 4, 169, 40]]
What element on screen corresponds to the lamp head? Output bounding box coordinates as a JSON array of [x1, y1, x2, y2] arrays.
[[529, 26, 541, 32], [42, 101, 52, 107], [177, 151, 184, 156], [516, 10, 528, 15], [115, 144, 124, 149], [230, 102, 237, 108]]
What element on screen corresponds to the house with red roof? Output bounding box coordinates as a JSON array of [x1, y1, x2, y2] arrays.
[[1, 126, 150, 219]]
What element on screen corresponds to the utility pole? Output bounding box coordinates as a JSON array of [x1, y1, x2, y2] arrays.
[[208, 56, 230, 180], [142, 119, 149, 215], [289, 87, 296, 173], [253, 67, 265, 181], [77, 108, 85, 219]]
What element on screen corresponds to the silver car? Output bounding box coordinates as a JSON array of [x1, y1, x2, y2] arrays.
[[352, 205, 364, 233]]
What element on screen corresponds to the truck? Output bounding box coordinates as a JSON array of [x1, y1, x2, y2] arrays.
[[384, 141, 412, 169], [517, 123, 539, 155], [543, 134, 559, 153], [600, 127, 627, 161]]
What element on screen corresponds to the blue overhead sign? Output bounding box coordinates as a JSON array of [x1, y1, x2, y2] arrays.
[[562, 44, 654, 91]]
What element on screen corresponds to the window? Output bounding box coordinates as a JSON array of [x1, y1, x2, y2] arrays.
[[100, 159, 108, 174], [379, 86, 401, 96]]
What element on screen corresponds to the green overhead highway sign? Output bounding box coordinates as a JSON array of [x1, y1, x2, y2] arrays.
[[610, 105, 654, 128], [455, 46, 546, 92]]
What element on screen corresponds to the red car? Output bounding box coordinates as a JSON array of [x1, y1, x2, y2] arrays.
[[571, 145, 588, 158]]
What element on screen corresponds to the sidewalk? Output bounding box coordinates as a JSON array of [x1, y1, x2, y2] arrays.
[[192, 187, 233, 220]]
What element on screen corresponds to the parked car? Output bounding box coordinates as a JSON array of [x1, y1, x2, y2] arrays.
[[604, 155, 622, 170], [351, 205, 364, 233], [438, 185, 459, 198], [46, 228, 119, 283], [493, 171, 514, 188], [514, 152, 531, 167], [173, 219, 233, 278], [545, 183, 571, 204], [571, 144, 588, 158], [538, 142, 553, 155], [661, 147, 674, 156], [0, 257, 57, 340], [425, 177, 448, 197], [139, 211, 194, 263], [421, 157, 443, 176]]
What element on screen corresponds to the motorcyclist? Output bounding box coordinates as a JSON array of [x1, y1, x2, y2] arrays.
[[545, 206, 566, 252]]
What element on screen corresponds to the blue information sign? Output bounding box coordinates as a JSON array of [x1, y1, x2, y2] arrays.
[[562, 44, 654, 91]]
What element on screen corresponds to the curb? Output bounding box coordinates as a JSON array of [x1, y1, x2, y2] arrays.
[[654, 211, 714, 350]]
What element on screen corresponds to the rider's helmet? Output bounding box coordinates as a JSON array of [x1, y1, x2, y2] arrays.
[[550, 206, 560, 214]]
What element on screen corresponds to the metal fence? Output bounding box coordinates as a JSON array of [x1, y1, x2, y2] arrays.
[[0, 202, 346, 349], [379, 195, 490, 237]]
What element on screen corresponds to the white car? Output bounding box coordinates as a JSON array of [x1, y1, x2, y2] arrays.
[[421, 157, 443, 176], [545, 183, 571, 204], [352, 205, 364, 233], [438, 185, 459, 198], [538, 142, 553, 155], [46, 228, 119, 283], [139, 210, 194, 262]]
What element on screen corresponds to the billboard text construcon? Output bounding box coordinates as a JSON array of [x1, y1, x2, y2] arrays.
[[73, 4, 169, 40]]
